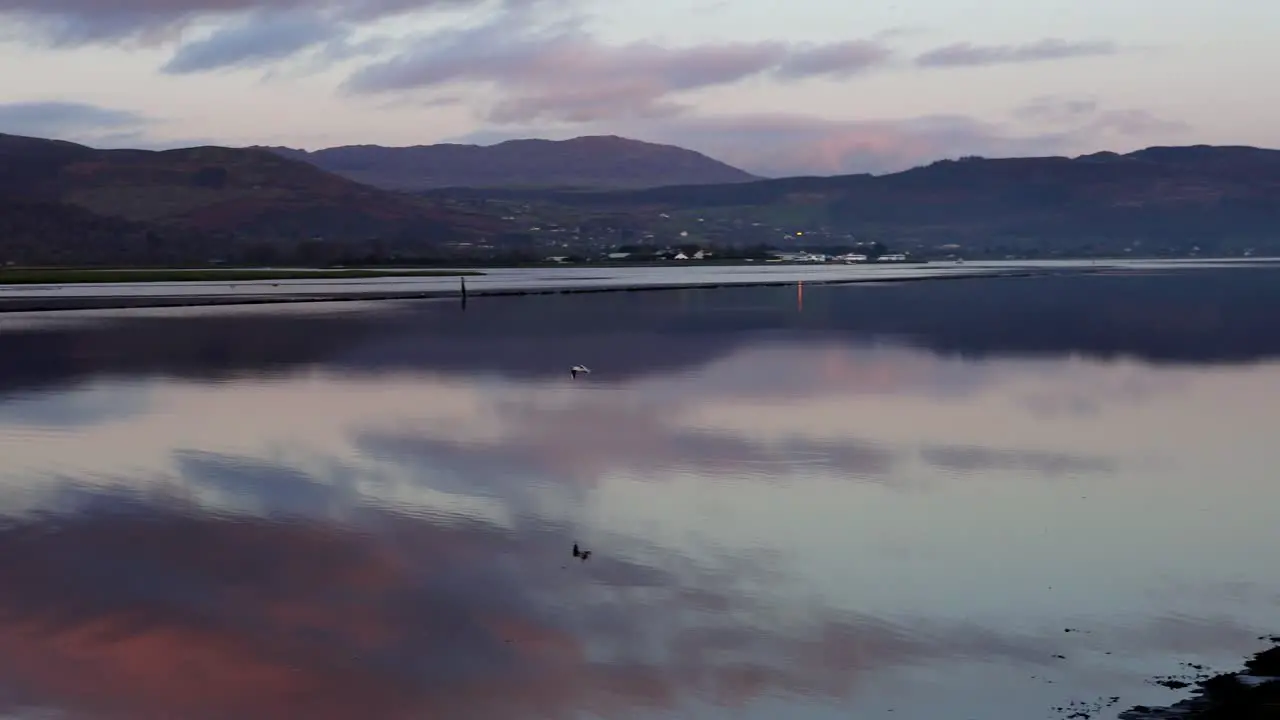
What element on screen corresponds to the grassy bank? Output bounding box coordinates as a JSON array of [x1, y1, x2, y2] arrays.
[[0, 268, 483, 285]]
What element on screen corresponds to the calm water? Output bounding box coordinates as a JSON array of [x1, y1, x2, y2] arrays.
[[1, 268, 1278, 720]]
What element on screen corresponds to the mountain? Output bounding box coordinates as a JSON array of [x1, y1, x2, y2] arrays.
[[420, 145, 1280, 257], [4, 136, 1278, 266], [0, 133, 503, 265], [257, 135, 759, 190]]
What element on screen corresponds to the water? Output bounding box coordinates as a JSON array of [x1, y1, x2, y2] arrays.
[[0, 266, 1278, 719]]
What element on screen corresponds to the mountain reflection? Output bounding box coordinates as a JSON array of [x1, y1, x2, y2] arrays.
[[3, 266, 1280, 397]]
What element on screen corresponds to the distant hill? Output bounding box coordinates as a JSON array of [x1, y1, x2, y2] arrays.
[[421, 144, 1280, 255], [0, 133, 503, 264], [257, 135, 759, 190], [5, 135, 1279, 266]]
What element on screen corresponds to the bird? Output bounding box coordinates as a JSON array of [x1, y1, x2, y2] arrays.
[[570, 365, 591, 378], [572, 543, 581, 558]]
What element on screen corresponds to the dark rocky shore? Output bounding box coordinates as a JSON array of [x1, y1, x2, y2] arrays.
[[1120, 638, 1280, 719]]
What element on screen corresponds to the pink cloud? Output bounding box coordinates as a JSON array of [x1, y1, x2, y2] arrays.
[[343, 8, 895, 124], [456, 101, 1191, 176], [0, 500, 1057, 719]]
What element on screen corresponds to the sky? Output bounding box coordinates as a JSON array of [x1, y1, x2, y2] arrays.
[[0, 0, 1276, 176]]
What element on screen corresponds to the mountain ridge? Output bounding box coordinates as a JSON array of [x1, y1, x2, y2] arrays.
[[0, 132, 503, 265], [2, 132, 1279, 265], [415, 142, 1280, 257], [256, 135, 760, 190]]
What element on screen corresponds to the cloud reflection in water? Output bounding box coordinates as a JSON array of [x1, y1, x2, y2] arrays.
[[3, 272, 1280, 718], [0, 473, 1058, 720]]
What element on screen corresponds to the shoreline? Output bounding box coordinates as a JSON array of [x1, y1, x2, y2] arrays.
[[0, 268, 482, 285], [1120, 639, 1279, 719], [0, 268, 1061, 314]]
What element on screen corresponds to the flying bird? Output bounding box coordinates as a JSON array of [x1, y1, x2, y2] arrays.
[[570, 365, 591, 378]]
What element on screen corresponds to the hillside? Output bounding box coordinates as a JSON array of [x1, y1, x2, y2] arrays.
[[258, 135, 759, 190], [420, 145, 1280, 257], [0, 199, 215, 266], [0, 133, 503, 264], [4, 136, 1278, 266]]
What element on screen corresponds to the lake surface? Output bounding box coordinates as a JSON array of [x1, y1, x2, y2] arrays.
[[1, 266, 1278, 720]]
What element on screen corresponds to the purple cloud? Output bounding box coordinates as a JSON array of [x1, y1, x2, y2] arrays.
[[161, 9, 340, 74], [343, 9, 895, 123], [775, 40, 893, 79], [0, 0, 551, 78], [0, 0, 515, 47], [916, 38, 1117, 67]]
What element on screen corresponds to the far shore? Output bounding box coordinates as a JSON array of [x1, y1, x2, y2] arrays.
[[7, 258, 1272, 314], [0, 268, 483, 285], [0, 267, 1065, 314]]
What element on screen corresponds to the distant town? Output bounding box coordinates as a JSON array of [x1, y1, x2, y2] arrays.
[[538, 248, 911, 264], [428, 200, 1248, 265]]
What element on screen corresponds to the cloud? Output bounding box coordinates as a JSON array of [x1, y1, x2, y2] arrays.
[[161, 8, 342, 74], [0, 100, 218, 149], [658, 113, 1072, 176], [157, 3, 426, 76], [0, 0, 513, 47], [454, 112, 1076, 176], [1011, 95, 1191, 138], [773, 39, 893, 79], [455, 91, 1192, 177], [915, 38, 1118, 68], [0, 101, 151, 140], [340, 7, 1114, 128], [1013, 95, 1101, 124], [1085, 108, 1190, 137], [343, 8, 894, 124]]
